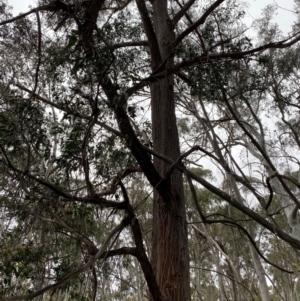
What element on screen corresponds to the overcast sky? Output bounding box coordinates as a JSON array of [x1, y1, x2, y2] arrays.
[[7, 0, 298, 35]]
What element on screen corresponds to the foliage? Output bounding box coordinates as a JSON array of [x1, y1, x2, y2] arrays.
[[0, 0, 300, 300]]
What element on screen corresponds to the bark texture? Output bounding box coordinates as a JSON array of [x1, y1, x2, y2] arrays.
[[150, 1, 191, 300]]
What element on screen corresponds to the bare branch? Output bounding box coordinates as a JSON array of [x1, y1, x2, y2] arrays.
[[97, 166, 142, 197], [191, 266, 255, 297], [100, 247, 137, 258], [135, 0, 162, 69], [91, 267, 97, 301], [141, 145, 300, 250], [222, 90, 300, 208], [184, 165, 206, 220], [172, 0, 225, 47], [130, 212, 166, 301], [101, 79, 163, 190], [202, 218, 293, 273], [0, 3, 58, 26], [172, 0, 197, 26], [265, 176, 274, 210], [113, 40, 149, 49], [174, 0, 207, 52], [165, 145, 199, 180]]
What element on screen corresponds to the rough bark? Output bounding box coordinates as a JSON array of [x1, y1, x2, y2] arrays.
[[150, 1, 191, 300]]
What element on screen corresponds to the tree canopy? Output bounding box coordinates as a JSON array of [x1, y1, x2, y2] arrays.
[[1, 0, 300, 300]]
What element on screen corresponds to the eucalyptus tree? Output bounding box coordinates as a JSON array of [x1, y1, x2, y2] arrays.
[[1, 0, 300, 300], [175, 4, 300, 300]]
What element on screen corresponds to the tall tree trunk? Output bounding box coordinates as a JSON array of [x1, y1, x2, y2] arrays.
[[150, 1, 191, 300], [227, 175, 271, 301], [247, 226, 271, 301]]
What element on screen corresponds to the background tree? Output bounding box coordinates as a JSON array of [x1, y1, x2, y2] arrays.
[[1, 0, 300, 300]]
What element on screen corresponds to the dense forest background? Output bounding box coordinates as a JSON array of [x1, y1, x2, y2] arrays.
[[1, 0, 300, 300]]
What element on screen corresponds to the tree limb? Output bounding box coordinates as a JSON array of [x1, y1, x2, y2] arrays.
[[0, 2, 59, 26], [45, 207, 98, 255], [81, 0, 106, 38], [0, 217, 129, 301], [100, 247, 137, 258], [0, 146, 128, 209], [122, 33, 300, 99], [204, 219, 293, 273], [113, 40, 149, 49], [15, 83, 122, 137], [222, 90, 300, 208], [141, 145, 300, 250], [172, 0, 197, 26], [190, 266, 255, 298], [174, 0, 207, 52], [135, 0, 162, 69], [172, 0, 225, 47], [170, 33, 300, 74], [129, 208, 166, 301]]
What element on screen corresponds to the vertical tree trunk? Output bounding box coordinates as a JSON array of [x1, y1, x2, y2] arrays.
[[227, 175, 271, 301], [247, 226, 271, 301], [150, 1, 191, 300]]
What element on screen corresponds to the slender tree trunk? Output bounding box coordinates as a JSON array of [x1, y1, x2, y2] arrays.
[[214, 250, 226, 301], [150, 1, 191, 300], [247, 226, 271, 301], [227, 175, 271, 301]]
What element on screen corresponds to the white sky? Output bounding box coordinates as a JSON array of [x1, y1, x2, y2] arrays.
[[245, 0, 297, 34], [8, 0, 298, 35]]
